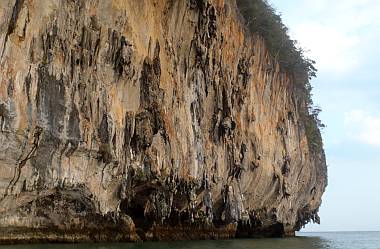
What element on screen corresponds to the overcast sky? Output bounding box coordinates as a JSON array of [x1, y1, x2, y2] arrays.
[[270, 0, 380, 232]]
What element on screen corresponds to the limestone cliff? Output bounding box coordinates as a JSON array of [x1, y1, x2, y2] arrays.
[[0, 0, 327, 243]]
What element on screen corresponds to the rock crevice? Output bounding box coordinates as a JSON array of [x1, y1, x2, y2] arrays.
[[0, 0, 327, 242]]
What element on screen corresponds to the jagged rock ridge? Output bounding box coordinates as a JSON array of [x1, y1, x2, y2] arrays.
[[0, 0, 327, 242]]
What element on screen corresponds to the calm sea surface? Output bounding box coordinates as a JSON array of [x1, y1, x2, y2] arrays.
[[0, 232, 379, 249]]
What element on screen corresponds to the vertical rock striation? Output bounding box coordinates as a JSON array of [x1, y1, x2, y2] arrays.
[[0, 0, 327, 242]]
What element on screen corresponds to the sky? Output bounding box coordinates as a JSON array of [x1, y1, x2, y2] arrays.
[[269, 0, 380, 232]]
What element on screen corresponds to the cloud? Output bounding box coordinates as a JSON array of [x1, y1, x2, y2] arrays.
[[271, 0, 380, 75], [290, 23, 360, 74], [344, 110, 380, 147]]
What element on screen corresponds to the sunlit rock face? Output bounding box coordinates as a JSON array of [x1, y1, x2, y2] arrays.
[[0, 0, 326, 242]]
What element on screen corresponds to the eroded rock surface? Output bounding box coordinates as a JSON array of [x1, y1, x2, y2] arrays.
[[0, 0, 327, 242]]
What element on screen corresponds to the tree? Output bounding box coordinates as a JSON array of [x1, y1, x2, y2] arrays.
[[236, 0, 324, 154]]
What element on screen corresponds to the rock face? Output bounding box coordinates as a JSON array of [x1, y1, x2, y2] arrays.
[[0, 0, 327, 243]]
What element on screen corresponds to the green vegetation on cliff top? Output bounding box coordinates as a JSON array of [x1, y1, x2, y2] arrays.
[[236, 0, 325, 155]]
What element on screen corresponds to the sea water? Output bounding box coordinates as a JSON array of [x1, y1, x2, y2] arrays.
[[0, 231, 379, 249]]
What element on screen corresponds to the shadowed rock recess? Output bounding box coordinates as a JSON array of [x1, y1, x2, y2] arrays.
[[0, 0, 327, 243]]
